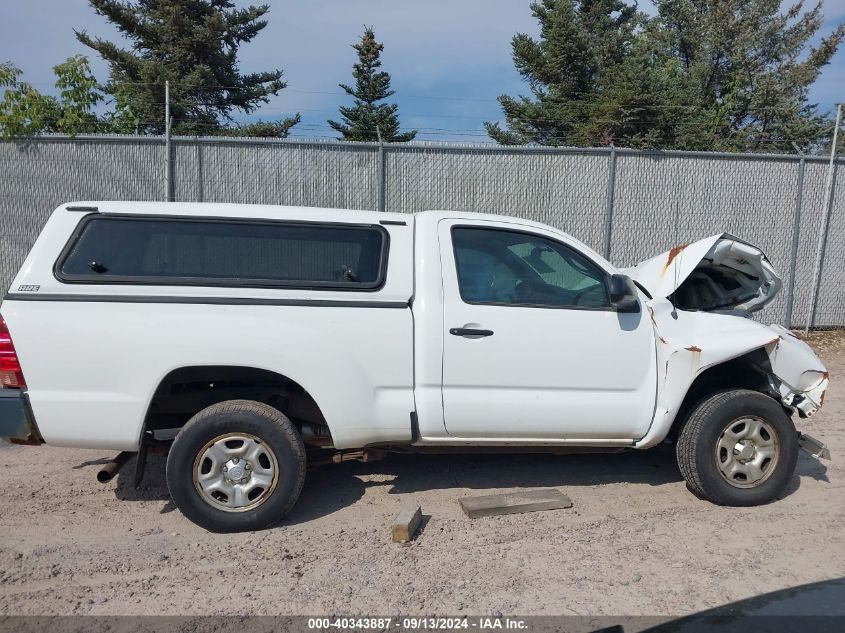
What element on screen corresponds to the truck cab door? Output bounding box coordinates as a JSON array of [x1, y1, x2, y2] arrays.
[[439, 218, 657, 441]]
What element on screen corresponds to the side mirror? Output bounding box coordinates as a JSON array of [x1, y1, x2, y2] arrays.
[[609, 274, 640, 313]]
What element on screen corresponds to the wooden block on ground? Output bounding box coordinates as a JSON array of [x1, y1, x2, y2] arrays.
[[459, 489, 572, 519], [392, 504, 422, 542]]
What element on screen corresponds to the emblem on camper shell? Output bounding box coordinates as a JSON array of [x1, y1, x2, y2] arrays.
[[17, 285, 40, 292]]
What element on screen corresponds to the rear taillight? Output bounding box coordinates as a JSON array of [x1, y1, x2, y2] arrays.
[[0, 316, 25, 388]]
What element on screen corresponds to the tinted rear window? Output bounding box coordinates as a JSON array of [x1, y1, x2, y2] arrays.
[[58, 216, 388, 289]]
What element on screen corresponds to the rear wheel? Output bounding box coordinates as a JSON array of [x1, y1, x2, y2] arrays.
[[166, 400, 306, 532], [676, 390, 798, 506]]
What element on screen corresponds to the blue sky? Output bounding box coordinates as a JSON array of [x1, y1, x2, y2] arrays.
[[2, 0, 845, 142]]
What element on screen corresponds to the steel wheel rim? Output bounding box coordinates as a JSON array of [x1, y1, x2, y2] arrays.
[[715, 416, 780, 489], [193, 433, 279, 513]]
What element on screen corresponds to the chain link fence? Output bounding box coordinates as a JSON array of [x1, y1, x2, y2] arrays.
[[1, 134, 842, 327]]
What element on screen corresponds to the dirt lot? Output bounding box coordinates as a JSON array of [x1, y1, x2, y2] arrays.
[[1, 333, 843, 619]]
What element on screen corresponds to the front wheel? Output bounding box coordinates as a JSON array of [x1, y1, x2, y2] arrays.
[[676, 390, 798, 506], [166, 400, 306, 532]]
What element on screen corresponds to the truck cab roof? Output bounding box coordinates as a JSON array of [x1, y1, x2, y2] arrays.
[[61, 202, 588, 237]]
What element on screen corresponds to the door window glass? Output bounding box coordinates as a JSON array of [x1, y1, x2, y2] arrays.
[[452, 227, 610, 308]]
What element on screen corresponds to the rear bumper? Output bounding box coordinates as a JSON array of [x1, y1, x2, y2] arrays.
[[0, 389, 42, 445]]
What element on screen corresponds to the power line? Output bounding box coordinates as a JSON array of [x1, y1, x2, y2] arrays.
[[13, 79, 837, 114]]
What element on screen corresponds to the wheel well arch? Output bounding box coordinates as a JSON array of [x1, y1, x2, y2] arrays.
[[668, 348, 777, 440], [141, 365, 333, 447]]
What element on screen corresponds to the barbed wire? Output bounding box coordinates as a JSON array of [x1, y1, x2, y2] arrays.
[[104, 117, 830, 147]]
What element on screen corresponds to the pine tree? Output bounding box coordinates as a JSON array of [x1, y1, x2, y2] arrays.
[[484, 0, 646, 147], [487, 0, 844, 151], [328, 28, 416, 143], [654, 0, 845, 152], [75, 0, 299, 136]]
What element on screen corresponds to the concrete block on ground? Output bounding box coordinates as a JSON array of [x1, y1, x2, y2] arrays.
[[459, 489, 572, 519], [392, 504, 422, 542]]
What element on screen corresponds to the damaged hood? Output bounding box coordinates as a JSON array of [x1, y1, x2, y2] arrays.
[[623, 234, 782, 313]]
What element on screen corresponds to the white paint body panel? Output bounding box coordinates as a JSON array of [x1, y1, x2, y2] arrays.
[[436, 217, 656, 440], [4, 202, 415, 450], [635, 301, 829, 449], [1, 202, 829, 452], [4, 301, 414, 450]]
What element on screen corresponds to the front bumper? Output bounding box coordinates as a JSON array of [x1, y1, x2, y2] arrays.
[[0, 389, 42, 445], [766, 325, 829, 418]]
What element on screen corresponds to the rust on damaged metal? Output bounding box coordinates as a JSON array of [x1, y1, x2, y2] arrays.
[[663, 244, 689, 272]]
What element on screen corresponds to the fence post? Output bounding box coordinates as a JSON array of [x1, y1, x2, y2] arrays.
[[377, 141, 386, 212], [784, 155, 805, 329], [196, 141, 204, 202], [806, 103, 842, 333], [164, 80, 174, 202], [603, 145, 617, 259]]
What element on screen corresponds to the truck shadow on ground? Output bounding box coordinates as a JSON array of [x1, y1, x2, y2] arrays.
[[108, 447, 827, 526]]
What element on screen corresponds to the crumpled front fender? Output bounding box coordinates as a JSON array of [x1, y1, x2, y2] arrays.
[[765, 325, 829, 417], [635, 300, 829, 449]]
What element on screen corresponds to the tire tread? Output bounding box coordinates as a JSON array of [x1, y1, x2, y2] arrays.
[[675, 389, 796, 506], [167, 399, 306, 532]]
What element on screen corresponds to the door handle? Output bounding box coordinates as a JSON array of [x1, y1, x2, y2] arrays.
[[449, 327, 494, 337]]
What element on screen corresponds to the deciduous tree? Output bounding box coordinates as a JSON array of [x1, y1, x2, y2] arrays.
[[0, 56, 102, 139]]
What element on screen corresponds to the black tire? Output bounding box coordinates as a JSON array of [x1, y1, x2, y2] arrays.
[[166, 399, 306, 532], [676, 389, 798, 506]]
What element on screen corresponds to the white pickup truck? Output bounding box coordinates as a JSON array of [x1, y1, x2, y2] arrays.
[[0, 202, 831, 532]]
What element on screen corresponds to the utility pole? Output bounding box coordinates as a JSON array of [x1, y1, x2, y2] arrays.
[[805, 103, 842, 333], [164, 80, 174, 202]]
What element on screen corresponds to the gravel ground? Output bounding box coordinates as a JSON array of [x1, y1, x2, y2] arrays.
[[0, 333, 843, 618]]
